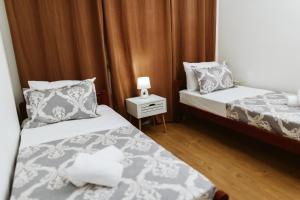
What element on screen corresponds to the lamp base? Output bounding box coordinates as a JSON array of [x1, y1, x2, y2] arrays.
[[140, 89, 149, 98]]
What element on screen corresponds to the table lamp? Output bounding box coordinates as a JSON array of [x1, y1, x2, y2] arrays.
[[137, 77, 151, 98]]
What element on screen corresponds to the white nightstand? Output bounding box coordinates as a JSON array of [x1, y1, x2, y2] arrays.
[[126, 94, 167, 132]]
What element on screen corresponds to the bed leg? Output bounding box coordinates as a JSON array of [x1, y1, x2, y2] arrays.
[[174, 79, 185, 123], [181, 113, 187, 121], [214, 190, 229, 200], [174, 104, 185, 122], [175, 111, 185, 122]]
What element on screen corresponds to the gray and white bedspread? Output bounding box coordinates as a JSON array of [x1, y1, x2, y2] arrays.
[[11, 126, 215, 200], [226, 92, 300, 141]]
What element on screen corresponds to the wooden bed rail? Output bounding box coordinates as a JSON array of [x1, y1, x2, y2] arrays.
[[19, 91, 110, 123]]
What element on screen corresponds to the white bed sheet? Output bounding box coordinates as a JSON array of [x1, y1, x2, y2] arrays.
[[179, 86, 271, 117], [20, 105, 130, 148]]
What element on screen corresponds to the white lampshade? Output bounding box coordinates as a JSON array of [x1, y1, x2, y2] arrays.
[[137, 77, 151, 89]]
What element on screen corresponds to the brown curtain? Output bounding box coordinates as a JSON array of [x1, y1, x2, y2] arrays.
[[103, 0, 216, 120], [103, 0, 173, 119], [171, 0, 216, 80], [5, 0, 216, 120], [5, 0, 110, 99]]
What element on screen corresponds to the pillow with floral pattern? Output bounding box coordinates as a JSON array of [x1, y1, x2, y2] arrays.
[[193, 65, 234, 94], [23, 79, 98, 129]]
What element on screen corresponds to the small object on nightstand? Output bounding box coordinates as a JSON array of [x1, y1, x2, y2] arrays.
[[137, 77, 151, 98], [126, 94, 167, 132]]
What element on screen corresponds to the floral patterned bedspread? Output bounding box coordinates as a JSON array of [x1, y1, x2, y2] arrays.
[[11, 125, 215, 200], [226, 92, 300, 141]]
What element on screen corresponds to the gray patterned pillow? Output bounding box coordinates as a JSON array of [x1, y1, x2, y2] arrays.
[[193, 65, 234, 94], [23, 79, 98, 129]]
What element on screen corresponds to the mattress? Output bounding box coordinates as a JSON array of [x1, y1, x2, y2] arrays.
[[179, 86, 271, 117], [20, 105, 131, 148], [12, 105, 216, 200]]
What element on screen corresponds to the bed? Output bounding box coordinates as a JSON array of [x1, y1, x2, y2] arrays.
[[175, 80, 300, 155], [179, 86, 270, 118], [11, 95, 228, 200]]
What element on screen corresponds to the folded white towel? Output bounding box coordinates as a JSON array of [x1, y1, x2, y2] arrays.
[[66, 153, 123, 187], [64, 166, 86, 187], [93, 145, 124, 163], [64, 146, 124, 187], [287, 95, 299, 107]]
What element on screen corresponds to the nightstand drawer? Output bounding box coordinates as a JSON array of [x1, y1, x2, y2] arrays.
[[141, 101, 164, 112], [140, 100, 166, 118]]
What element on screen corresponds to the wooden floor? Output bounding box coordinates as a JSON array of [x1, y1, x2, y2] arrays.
[[142, 119, 300, 200]]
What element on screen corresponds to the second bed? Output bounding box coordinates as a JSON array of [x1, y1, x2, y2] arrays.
[[177, 82, 300, 154]]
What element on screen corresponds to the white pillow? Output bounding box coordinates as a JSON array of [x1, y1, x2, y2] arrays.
[[28, 77, 96, 90], [183, 62, 220, 91]]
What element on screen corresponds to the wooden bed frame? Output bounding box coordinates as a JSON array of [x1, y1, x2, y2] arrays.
[[174, 80, 300, 156], [18, 90, 229, 200]]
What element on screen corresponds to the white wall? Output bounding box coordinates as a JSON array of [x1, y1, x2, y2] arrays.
[[0, 30, 20, 200], [0, 1, 21, 199], [0, 0, 22, 105], [218, 0, 300, 93]]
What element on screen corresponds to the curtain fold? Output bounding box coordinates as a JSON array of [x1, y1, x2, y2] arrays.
[[103, 0, 174, 119], [171, 0, 216, 80], [5, 0, 110, 98], [5, 0, 216, 120]]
